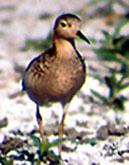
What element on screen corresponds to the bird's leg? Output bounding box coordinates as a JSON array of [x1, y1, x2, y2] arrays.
[[36, 104, 46, 144], [58, 103, 69, 155]]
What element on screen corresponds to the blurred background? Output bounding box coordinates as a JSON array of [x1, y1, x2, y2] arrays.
[[0, 0, 129, 164]]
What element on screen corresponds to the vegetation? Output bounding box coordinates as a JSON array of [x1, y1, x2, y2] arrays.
[[92, 18, 129, 110]]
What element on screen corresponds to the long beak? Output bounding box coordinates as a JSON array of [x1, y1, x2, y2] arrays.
[[77, 31, 90, 44]]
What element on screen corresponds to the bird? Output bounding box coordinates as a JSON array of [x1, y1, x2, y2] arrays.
[[22, 13, 90, 153]]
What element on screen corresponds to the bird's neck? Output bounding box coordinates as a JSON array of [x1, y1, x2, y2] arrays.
[[52, 34, 75, 59]]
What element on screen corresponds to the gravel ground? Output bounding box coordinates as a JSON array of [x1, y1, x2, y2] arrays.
[[0, 0, 129, 165]]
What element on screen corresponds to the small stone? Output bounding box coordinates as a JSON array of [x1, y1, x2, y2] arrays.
[[96, 125, 109, 140]]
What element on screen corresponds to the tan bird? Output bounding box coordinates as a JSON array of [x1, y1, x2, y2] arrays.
[[22, 13, 90, 153]]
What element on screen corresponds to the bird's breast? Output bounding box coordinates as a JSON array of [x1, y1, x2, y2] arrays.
[[45, 57, 86, 103], [23, 55, 85, 105]]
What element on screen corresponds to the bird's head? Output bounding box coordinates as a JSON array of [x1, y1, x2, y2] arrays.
[[54, 13, 90, 44]]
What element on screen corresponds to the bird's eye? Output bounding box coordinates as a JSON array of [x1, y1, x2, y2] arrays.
[[60, 20, 67, 28]]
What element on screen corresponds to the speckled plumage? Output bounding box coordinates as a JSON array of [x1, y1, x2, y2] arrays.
[[22, 43, 85, 106], [22, 13, 90, 153]]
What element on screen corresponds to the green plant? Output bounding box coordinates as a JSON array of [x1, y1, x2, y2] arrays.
[[0, 134, 61, 165], [92, 18, 129, 110]]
